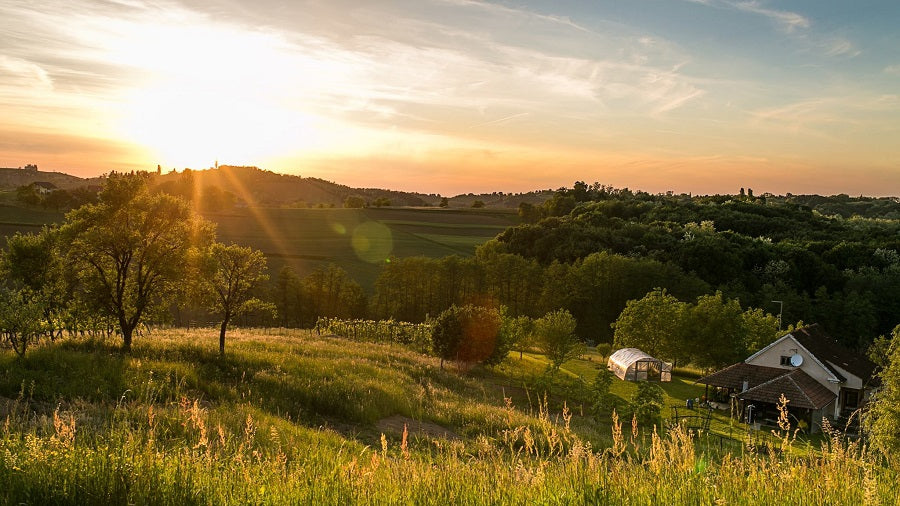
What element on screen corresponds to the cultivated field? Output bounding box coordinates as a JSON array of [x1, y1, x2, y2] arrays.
[[1, 329, 895, 504], [0, 198, 516, 291], [205, 207, 517, 290]]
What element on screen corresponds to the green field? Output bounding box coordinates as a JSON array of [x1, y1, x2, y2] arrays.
[[0, 200, 519, 291], [0, 329, 894, 504], [207, 207, 519, 290]]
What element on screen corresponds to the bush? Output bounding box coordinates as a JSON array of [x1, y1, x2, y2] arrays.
[[591, 367, 617, 415], [431, 305, 502, 368], [631, 381, 665, 427]]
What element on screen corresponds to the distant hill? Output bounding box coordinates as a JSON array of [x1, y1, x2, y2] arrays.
[[0, 164, 555, 209], [0, 167, 104, 190]]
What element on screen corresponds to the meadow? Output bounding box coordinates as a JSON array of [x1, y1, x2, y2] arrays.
[[0, 197, 514, 291], [209, 207, 516, 289], [1, 329, 895, 504]]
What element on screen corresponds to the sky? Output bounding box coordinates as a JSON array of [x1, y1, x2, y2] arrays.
[[1, 0, 898, 196]]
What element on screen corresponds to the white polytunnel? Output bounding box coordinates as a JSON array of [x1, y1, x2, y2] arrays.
[[607, 348, 672, 382]]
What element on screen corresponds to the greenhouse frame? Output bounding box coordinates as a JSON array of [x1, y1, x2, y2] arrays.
[[607, 348, 672, 382]]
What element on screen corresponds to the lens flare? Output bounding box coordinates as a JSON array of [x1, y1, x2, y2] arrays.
[[351, 221, 393, 263]]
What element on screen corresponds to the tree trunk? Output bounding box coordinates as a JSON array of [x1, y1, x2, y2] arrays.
[[219, 315, 230, 356], [122, 327, 133, 352]]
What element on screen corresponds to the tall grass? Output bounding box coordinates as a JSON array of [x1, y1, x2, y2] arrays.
[[0, 329, 896, 504]]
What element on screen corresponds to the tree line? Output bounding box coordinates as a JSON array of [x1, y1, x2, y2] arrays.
[[503, 183, 900, 351]]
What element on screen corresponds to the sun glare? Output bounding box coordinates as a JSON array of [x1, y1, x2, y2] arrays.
[[110, 18, 351, 169]]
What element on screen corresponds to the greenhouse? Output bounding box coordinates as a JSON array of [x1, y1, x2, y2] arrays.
[[607, 348, 672, 382]]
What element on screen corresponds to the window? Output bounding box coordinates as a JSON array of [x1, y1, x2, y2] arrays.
[[842, 390, 859, 409], [780, 355, 792, 366]]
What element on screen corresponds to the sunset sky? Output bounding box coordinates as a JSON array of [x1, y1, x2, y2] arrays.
[[1, 0, 898, 196]]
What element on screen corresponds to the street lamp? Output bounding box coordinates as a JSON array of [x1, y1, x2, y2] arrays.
[[771, 300, 783, 330]]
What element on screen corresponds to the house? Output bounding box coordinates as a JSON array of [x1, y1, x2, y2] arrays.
[[608, 348, 672, 382], [698, 324, 878, 432], [31, 181, 58, 195]]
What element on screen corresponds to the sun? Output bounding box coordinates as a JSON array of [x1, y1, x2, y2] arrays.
[[110, 18, 344, 169]]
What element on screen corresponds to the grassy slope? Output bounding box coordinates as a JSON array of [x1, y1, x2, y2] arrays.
[[1, 329, 895, 504]]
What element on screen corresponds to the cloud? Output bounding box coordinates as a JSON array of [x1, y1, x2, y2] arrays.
[[823, 38, 860, 58], [684, 0, 810, 33], [733, 1, 810, 32], [885, 65, 900, 75]]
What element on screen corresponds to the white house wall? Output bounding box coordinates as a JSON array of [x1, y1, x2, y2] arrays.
[[826, 361, 864, 389], [745, 335, 841, 397]]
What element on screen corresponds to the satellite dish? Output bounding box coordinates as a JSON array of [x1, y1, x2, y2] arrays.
[[790, 354, 803, 367]]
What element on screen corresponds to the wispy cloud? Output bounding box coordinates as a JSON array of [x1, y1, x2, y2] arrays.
[[684, 0, 810, 32], [733, 1, 810, 32]]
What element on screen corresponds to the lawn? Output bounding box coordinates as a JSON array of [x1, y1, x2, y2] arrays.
[[0, 328, 894, 504]]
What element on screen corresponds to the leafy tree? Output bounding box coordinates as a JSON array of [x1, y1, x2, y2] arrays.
[[439, 197, 449, 208], [343, 195, 366, 208], [868, 331, 894, 368], [518, 202, 543, 224], [631, 381, 665, 426], [863, 324, 900, 466], [1, 228, 68, 338], [303, 263, 367, 322], [274, 266, 304, 327], [62, 173, 214, 351], [506, 314, 535, 359], [476, 243, 543, 317], [471, 200, 485, 208], [15, 185, 41, 206], [372, 197, 391, 208], [431, 305, 502, 368], [741, 307, 780, 353], [535, 309, 583, 371], [0, 286, 47, 357], [683, 292, 748, 370], [199, 243, 272, 355], [612, 288, 687, 363]]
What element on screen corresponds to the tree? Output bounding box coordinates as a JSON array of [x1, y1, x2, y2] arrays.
[[274, 266, 304, 327], [439, 197, 449, 208], [199, 243, 272, 355], [431, 305, 502, 368], [343, 195, 366, 208], [303, 264, 367, 322], [535, 309, 583, 371], [372, 197, 391, 208], [612, 288, 687, 363], [506, 314, 535, 359], [682, 292, 749, 370], [631, 381, 665, 426], [518, 202, 543, 224], [62, 173, 213, 351], [863, 324, 900, 466], [0, 287, 47, 357], [1, 228, 68, 338], [471, 200, 485, 209]]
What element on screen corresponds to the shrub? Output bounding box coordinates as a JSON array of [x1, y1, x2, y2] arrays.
[[431, 305, 501, 368], [631, 381, 665, 427]]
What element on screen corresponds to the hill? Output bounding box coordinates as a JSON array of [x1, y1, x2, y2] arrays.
[[0, 166, 104, 190], [0, 164, 556, 209], [0, 329, 894, 504]]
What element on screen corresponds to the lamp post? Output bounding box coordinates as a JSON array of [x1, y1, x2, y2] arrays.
[[771, 300, 783, 330]]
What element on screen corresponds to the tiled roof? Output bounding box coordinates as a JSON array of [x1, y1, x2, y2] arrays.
[[790, 324, 878, 385], [697, 362, 786, 390], [737, 369, 836, 410]]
